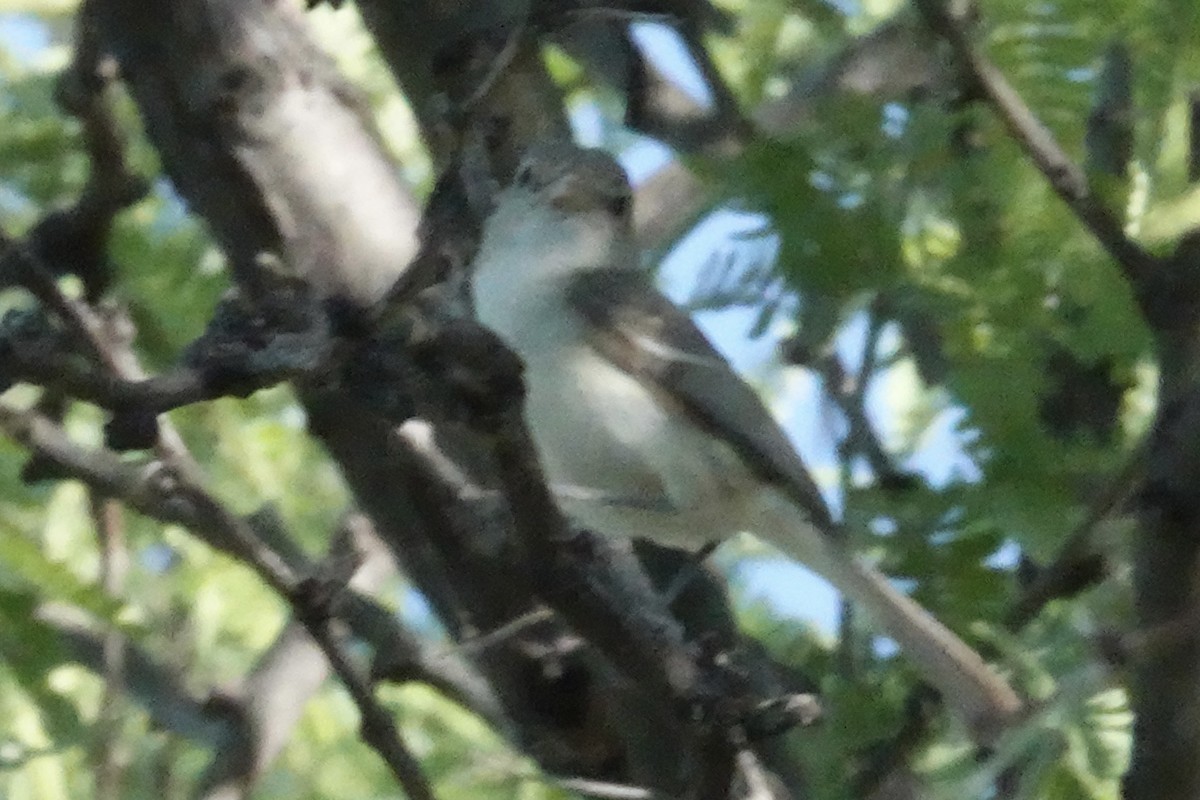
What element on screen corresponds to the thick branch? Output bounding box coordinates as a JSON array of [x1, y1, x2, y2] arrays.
[[94, 0, 420, 310], [1, 343, 210, 413]]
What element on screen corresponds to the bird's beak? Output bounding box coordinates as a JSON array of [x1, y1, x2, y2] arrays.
[[545, 173, 595, 213]]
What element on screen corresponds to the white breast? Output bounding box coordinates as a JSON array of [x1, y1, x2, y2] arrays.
[[472, 199, 762, 549]]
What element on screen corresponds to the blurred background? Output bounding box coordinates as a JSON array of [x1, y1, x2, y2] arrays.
[[0, 0, 1178, 797]]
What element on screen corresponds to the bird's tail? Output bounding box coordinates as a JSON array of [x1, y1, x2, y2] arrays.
[[756, 492, 1023, 744]]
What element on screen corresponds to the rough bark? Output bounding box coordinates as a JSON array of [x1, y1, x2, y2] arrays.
[[90, 1, 767, 796]]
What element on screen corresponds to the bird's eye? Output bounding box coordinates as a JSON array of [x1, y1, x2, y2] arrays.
[[607, 193, 631, 217], [514, 165, 533, 187]]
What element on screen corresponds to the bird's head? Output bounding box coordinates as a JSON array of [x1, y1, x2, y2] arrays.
[[510, 140, 633, 220], [476, 142, 636, 282]]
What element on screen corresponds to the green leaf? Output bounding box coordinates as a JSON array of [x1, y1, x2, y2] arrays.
[[0, 520, 126, 628]]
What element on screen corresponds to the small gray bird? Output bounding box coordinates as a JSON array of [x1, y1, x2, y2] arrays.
[[471, 140, 1022, 741]]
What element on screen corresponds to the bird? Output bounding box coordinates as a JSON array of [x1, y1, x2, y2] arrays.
[[470, 139, 1022, 742]]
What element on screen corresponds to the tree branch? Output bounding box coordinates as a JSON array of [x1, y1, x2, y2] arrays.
[[0, 404, 436, 800], [906, 6, 1200, 799], [35, 603, 232, 744], [911, 0, 1157, 289], [94, 0, 421, 310], [88, 492, 128, 800], [0, 234, 207, 483]]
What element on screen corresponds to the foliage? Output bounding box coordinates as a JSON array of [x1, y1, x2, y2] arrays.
[[1, 0, 1192, 797]]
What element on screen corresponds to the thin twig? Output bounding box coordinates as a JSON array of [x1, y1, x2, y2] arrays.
[[36, 602, 221, 744], [911, 0, 1156, 285], [454, 608, 557, 655], [458, 17, 527, 112], [1007, 443, 1146, 629], [819, 311, 915, 490], [0, 404, 437, 800], [552, 776, 658, 800], [0, 2, 202, 481], [89, 492, 128, 800]]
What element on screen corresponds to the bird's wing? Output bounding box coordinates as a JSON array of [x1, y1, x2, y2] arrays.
[[565, 267, 833, 529], [566, 270, 1027, 739]]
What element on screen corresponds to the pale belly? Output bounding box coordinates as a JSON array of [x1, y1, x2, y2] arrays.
[[520, 343, 762, 550], [474, 274, 768, 550]]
